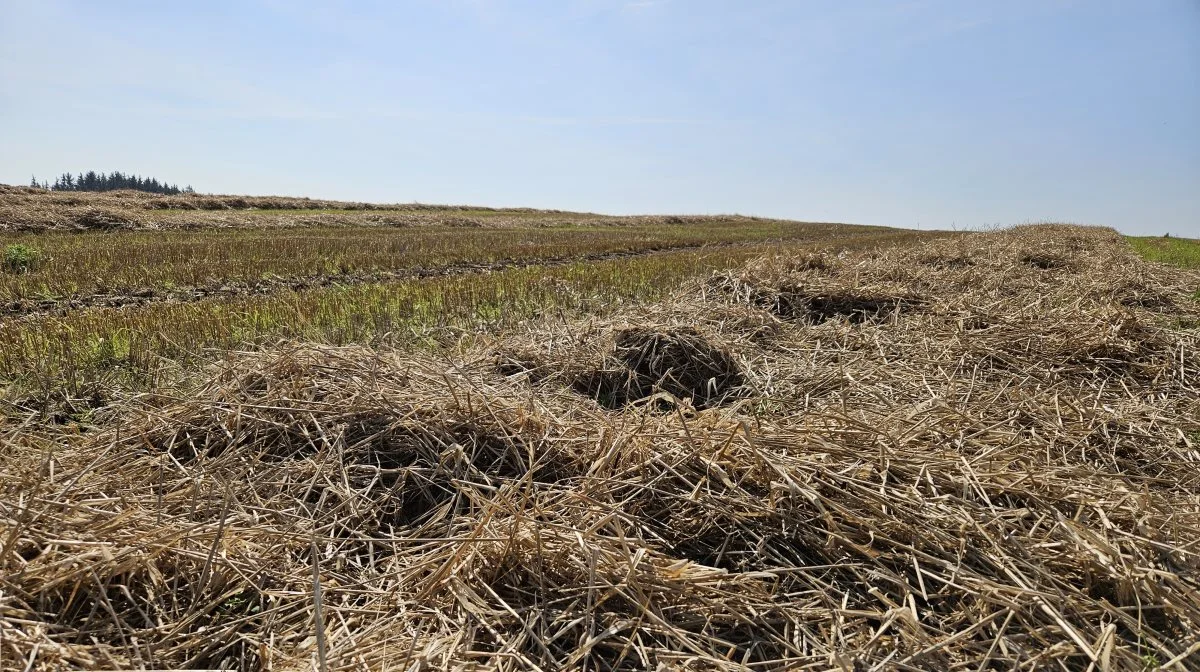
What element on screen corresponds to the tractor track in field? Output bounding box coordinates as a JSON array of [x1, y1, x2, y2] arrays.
[[0, 240, 771, 321]]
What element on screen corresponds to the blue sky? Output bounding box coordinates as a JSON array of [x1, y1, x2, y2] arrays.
[[1, 1, 1197, 235]]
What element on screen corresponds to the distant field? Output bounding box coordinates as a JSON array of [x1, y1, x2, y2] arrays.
[[0, 220, 892, 303], [0, 232, 930, 393], [241, 207, 574, 218], [0, 184, 858, 232], [0, 242, 803, 392], [1128, 235, 1200, 268]]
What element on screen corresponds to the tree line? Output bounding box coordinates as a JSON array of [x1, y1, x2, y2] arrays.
[[30, 171, 194, 195]]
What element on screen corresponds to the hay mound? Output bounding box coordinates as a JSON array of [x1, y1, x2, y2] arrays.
[[918, 251, 975, 268], [711, 266, 924, 326], [761, 285, 923, 324], [574, 326, 745, 408], [71, 206, 145, 230], [493, 345, 553, 382], [784, 251, 831, 272], [1020, 252, 1068, 269]]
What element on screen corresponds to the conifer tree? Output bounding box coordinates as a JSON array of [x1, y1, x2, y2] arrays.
[[34, 169, 190, 194]]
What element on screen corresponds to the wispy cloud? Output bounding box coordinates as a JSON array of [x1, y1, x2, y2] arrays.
[[517, 114, 710, 127], [622, 0, 670, 14]]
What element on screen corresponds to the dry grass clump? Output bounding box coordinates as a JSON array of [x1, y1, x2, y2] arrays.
[[1019, 252, 1070, 270], [956, 310, 1174, 382], [3, 224, 1200, 669], [710, 260, 924, 326], [498, 324, 747, 410], [71, 206, 151, 230], [917, 251, 975, 269], [0, 204, 148, 232], [571, 326, 747, 409], [756, 286, 923, 324]]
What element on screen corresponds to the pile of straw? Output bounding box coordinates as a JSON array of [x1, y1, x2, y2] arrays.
[[2, 186, 818, 232], [2, 225, 1198, 670]]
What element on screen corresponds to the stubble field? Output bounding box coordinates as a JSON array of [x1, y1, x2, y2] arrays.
[[0, 188, 1197, 670]]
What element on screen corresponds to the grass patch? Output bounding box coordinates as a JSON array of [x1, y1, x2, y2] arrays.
[[1127, 235, 1200, 269]]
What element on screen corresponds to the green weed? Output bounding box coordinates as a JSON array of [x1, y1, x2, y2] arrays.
[[3, 244, 44, 273]]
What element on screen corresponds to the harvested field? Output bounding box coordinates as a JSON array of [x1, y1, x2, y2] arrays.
[[0, 186, 862, 233], [2, 224, 1198, 670], [0, 222, 896, 307], [0, 239, 745, 319], [0, 188, 925, 403], [0, 237, 930, 401]]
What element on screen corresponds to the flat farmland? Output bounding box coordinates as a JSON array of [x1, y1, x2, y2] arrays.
[[0, 219, 895, 305], [0, 189, 929, 402], [3, 188, 1197, 671]]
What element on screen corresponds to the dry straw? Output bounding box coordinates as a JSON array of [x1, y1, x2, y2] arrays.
[[1, 225, 1198, 670], [0, 185, 787, 233]]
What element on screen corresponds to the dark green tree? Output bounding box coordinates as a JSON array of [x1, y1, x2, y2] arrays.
[[37, 169, 190, 194]]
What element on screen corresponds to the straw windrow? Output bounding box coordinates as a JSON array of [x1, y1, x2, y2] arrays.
[[2, 224, 1198, 670]]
